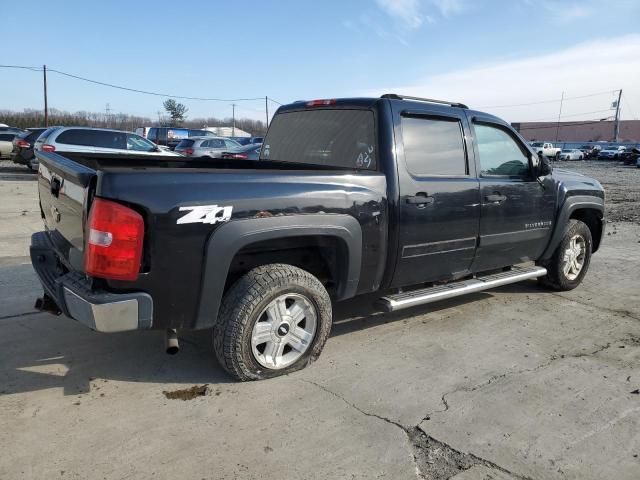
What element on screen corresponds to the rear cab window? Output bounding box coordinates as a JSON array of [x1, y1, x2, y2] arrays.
[[260, 109, 376, 170]]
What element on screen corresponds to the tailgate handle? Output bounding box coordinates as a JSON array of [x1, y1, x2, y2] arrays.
[[51, 178, 61, 198]]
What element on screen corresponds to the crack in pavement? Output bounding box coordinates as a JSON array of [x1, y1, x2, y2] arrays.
[[0, 311, 40, 321], [302, 334, 639, 479], [301, 379, 530, 480], [421, 334, 638, 425], [550, 292, 640, 322]]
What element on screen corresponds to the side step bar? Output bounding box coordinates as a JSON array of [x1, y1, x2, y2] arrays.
[[379, 266, 547, 312]]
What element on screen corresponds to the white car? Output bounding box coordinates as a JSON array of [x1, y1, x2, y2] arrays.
[[0, 132, 17, 159], [558, 149, 584, 161], [34, 127, 181, 156]]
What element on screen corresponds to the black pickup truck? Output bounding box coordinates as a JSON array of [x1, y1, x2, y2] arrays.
[[31, 94, 605, 381]]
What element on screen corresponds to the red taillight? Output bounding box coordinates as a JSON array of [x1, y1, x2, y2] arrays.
[[306, 99, 336, 107], [84, 198, 144, 281], [231, 153, 248, 159], [42, 144, 56, 152], [17, 140, 31, 148], [184, 148, 194, 155]]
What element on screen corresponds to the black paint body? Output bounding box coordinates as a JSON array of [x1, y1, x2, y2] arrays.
[[34, 97, 605, 331]]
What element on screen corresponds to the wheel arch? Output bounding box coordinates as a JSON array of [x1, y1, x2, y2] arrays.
[[540, 196, 605, 260], [193, 214, 362, 329]]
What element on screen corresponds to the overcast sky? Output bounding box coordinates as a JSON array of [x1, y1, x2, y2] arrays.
[[2, 0, 639, 123]]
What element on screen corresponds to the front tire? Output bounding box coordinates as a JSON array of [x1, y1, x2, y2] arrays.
[[538, 219, 592, 291], [213, 264, 332, 381]]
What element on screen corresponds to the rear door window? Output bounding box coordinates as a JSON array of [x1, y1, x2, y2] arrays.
[[261, 109, 376, 170], [209, 139, 225, 148], [401, 116, 467, 176], [56, 130, 127, 149]]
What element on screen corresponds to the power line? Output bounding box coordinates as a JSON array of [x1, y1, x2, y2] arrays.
[[478, 90, 618, 109], [516, 119, 613, 131], [0, 64, 43, 72], [527, 109, 614, 123], [46, 68, 265, 102]]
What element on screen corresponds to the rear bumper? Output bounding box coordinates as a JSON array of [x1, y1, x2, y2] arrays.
[[30, 231, 153, 332]]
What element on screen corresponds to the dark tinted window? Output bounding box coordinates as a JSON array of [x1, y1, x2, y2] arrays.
[[208, 139, 225, 148], [147, 128, 157, 141], [56, 129, 127, 149], [0, 134, 15, 141], [234, 137, 251, 146], [261, 109, 376, 170], [252, 137, 263, 144], [26, 129, 47, 142], [176, 139, 195, 148], [474, 123, 530, 177], [401, 116, 466, 176], [36, 127, 61, 145]]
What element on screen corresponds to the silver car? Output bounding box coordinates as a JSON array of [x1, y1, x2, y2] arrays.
[[34, 127, 180, 157], [174, 136, 241, 158]]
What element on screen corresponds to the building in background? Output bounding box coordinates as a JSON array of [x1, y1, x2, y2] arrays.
[[203, 126, 251, 138], [512, 120, 640, 143]]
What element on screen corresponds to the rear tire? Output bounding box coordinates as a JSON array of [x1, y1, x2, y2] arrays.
[[538, 219, 592, 291], [213, 264, 332, 381]]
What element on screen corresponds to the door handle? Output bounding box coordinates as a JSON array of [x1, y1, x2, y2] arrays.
[[406, 193, 434, 205], [486, 193, 507, 203]]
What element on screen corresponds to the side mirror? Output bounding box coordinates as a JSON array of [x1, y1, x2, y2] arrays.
[[538, 155, 552, 176]]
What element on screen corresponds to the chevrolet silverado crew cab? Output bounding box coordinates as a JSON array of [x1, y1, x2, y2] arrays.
[[31, 94, 605, 381]]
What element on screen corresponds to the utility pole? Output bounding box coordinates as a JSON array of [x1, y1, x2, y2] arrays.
[[613, 89, 622, 142], [231, 103, 236, 137], [555, 91, 564, 143], [43, 65, 48, 127], [105, 103, 111, 128], [265, 96, 269, 129]]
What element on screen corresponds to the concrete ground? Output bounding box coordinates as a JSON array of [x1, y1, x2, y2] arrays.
[[1, 161, 639, 480]]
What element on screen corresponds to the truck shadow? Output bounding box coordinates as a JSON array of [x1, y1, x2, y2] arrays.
[[0, 280, 549, 396]]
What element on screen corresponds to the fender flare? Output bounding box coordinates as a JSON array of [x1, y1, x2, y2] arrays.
[[194, 214, 362, 329], [540, 195, 604, 260]]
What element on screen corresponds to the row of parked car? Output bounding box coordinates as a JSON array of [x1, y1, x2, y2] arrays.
[[0, 125, 264, 170], [530, 141, 640, 164]]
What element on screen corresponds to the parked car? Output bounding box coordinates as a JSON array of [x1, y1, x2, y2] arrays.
[[622, 147, 640, 166], [232, 136, 264, 146], [0, 132, 17, 159], [558, 149, 584, 161], [174, 136, 242, 158], [30, 94, 605, 381], [34, 127, 180, 156], [221, 143, 261, 160], [0, 126, 26, 135], [139, 127, 215, 150], [598, 146, 626, 160], [10, 128, 48, 170]]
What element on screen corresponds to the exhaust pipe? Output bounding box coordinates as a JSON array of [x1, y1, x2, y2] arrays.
[[165, 329, 179, 355]]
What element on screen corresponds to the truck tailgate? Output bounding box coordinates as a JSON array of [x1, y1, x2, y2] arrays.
[[36, 151, 95, 268]]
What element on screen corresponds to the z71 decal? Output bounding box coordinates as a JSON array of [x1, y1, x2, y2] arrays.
[[177, 205, 233, 225]]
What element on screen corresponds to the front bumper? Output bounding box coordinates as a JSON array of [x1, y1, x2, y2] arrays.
[[30, 231, 153, 332]]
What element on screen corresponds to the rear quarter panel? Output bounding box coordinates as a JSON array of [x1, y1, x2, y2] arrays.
[[97, 168, 388, 329]]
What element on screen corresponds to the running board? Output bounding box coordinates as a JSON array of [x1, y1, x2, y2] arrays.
[[379, 266, 547, 312]]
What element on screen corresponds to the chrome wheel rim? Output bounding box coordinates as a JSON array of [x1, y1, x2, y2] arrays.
[[562, 234, 586, 281], [251, 293, 317, 370]]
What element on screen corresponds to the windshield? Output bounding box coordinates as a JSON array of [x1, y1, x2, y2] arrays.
[[260, 109, 376, 170]]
